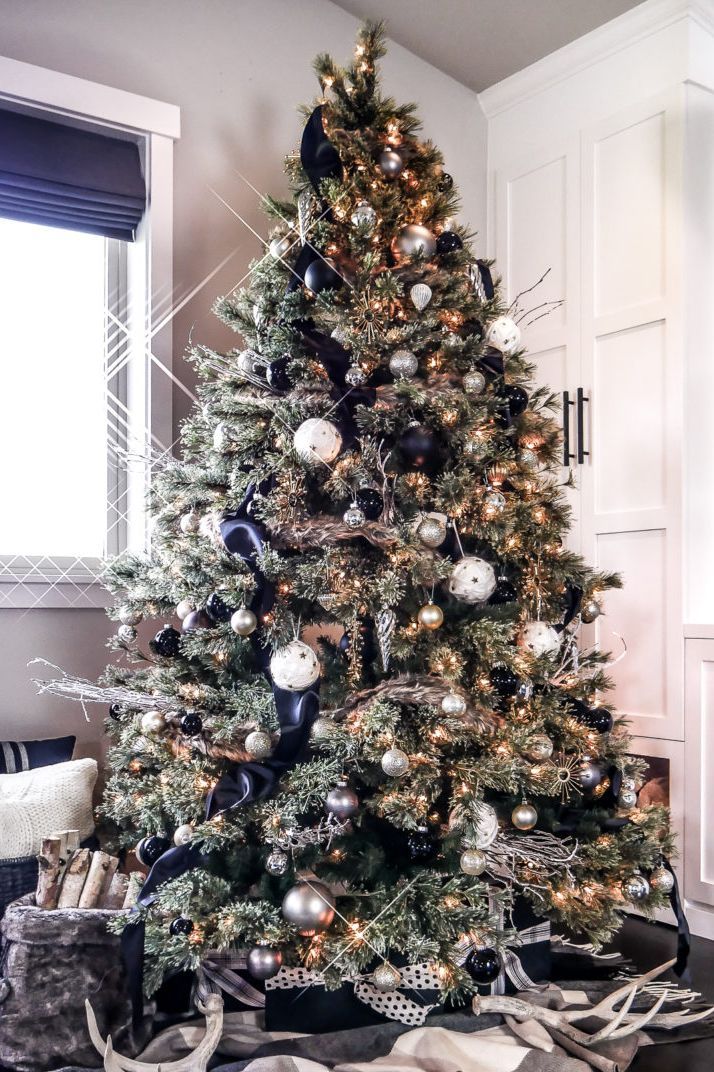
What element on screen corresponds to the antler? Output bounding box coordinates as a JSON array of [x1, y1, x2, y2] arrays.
[[85, 993, 224, 1072], [473, 960, 714, 1048]]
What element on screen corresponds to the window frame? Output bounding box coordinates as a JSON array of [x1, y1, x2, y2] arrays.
[[0, 55, 180, 609]]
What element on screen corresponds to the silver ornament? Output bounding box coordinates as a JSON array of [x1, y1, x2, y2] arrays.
[[230, 607, 258, 636], [483, 489, 506, 517], [512, 801, 538, 830], [265, 849, 289, 876], [649, 865, 675, 893], [345, 364, 367, 386], [351, 201, 377, 230], [247, 945, 283, 979], [460, 848, 487, 876], [282, 880, 336, 934], [448, 557, 497, 603], [410, 283, 432, 312], [485, 316, 522, 355], [376, 608, 396, 672], [140, 710, 166, 735], [417, 603, 444, 629], [179, 511, 200, 534], [173, 824, 194, 846], [269, 234, 292, 259], [117, 624, 137, 643], [525, 734, 554, 761], [294, 417, 342, 466], [119, 605, 142, 626], [473, 804, 499, 848], [372, 962, 402, 992], [176, 599, 193, 621], [578, 760, 603, 791], [245, 730, 272, 760], [621, 776, 637, 792], [516, 679, 534, 701], [463, 370, 486, 395], [343, 505, 366, 528], [520, 448, 540, 468], [237, 348, 260, 375], [441, 692, 467, 716], [377, 148, 404, 178], [618, 788, 638, 810], [381, 747, 410, 777], [416, 515, 447, 548], [389, 349, 418, 379], [325, 782, 359, 819], [270, 640, 321, 691], [621, 872, 650, 902], [311, 717, 337, 742], [391, 223, 437, 260], [581, 599, 602, 624], [518, 621, 561, 658]]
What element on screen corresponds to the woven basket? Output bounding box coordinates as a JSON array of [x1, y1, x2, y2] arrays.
[[0, 857, 38, 919]]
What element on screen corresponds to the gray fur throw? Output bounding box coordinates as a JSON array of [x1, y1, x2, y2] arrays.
[[0, 896, 151, 1071]]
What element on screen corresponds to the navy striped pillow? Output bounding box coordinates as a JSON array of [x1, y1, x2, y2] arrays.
[[0, 736, 75, 774]]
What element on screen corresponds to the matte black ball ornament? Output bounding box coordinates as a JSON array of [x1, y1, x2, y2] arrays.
[[465, 947, 501, 984], [169, 916, 194, 937], [206, 592, 233, 622], [436, 230, 463, 255], [399, 425, 440, 471], [150, 625, 181, 658], [406, 825, 438, 862], [304, 257, 343, 293], [136, 835, 171, 867], [180, 711, 203, 737], [267, 356, 292, 391], [355, 487, 383, 520]]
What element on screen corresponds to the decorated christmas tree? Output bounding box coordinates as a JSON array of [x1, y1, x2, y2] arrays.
[[53, 23, 678, 1010]]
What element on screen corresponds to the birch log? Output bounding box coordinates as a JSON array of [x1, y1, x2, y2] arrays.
[[36, 836, 62, 909], [57, 848, 91, 908], [78, 851, 114, 909], [101, 871, 129, 909], [122, 871, 145, 909]]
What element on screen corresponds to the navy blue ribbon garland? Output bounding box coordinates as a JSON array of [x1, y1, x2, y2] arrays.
[[287, 105, 342, 293], [662, 857, 690, 977]]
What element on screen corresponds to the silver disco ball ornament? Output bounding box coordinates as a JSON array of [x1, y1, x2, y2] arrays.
[[389, 349, 419, 379], [117, 624, 137, 644], [391, 223, 437, 260], [511, 801, 538, 830], [618, 788, 638, 810], [325, 782, 359, 819], [372, 962, 402, 992], [282, 880, 336, 935], [483, 489, 507, 517], [343, 505, 366, 529], [441, 692, 467, 717], [463, 370, 486, 395], [269, 640, 321, 691], [460, 848, 487, 876], [265, 849, 289, 876], [173, 824, 194, 847], [377, 148, 404, 178], [621, 872, 650, 903], [351, 201, 377, 230], [247, 945, 283, 980], [416, 514, 447, 548], [448, 557, 497, 604], [245, 730, 272, 760], [345, 364, 367, 386], [649, 865, 675, 893], [381, 747, 410, 777], [230, 607, 258, 636]]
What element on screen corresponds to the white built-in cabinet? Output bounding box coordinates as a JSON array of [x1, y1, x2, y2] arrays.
[[482, 0, 714, 937]]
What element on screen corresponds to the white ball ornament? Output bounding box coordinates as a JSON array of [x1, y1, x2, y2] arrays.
[[141, 710, 166, 735], [179, 511, 200, 535], [270, 640, 321, 691], [518, 621, 561, 658], [173, 824, 194, 846], [473, 803, 499, 849], [176, 599, 193, 621], [230, 607, 258, 636], [441, 692, 467, 716], [381, 747, 410, 777], [485, 316, 522, 355], [448, 557, 497, 604], [293, 418, 342, 466], [269, 234, 292, 259]]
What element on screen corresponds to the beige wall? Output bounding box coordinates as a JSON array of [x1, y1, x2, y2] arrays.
[[0, 0, 487, 759]]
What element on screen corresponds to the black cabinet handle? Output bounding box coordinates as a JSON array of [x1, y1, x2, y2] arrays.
[[562, 391, 575, 466], [577, 387, 590, 465]]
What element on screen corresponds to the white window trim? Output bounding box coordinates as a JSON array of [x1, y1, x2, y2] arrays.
[[0, 56, 180, 609]]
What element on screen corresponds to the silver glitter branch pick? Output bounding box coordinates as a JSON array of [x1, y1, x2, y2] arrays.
[[376, 608, 396, 672]]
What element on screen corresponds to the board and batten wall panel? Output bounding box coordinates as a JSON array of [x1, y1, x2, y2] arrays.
[[684, 638, 714, 938]]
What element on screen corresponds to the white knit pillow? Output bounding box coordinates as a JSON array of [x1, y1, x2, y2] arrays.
[[0, 757, 97, 859]]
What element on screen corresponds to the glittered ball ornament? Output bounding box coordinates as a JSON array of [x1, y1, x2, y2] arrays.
[[230, 607, 258, 636], [136, 836, 171, 867], [391, 224, 437, 260], [436, 230, 463, 255], [381, 747, 410, 777], [389, 349, 418, 380], [518, 621, 561, 658], [622, 873, 650, 902], [282, 880, 336, 935], [618, 788, 638, 810], [650, 865, 675, 893], [179, 511, 200, 535], [525, 734, 554, 761], [410, 283, 432, 312], [304, 257, 343, 293], [117, 624, 137, 644], [294, 417, 343, 466], [416, 514, 447, 548], [150, 625, 182, 658], [205, 592, 233, 623], [245, 730, 272, 759], [355, 487, 383, 520], [345, 364, 367, 386], [180, 711, 203, 737], [269, 234, 292, 259], [169, 916, 194, 937], [343, 505, 366, 529], [463, 369, 486, 395], [119, 605, 142, 626], [181, 609, 212, 633], [460, 848, 487, 876], [377, 148, 404, 178], [351, 201, 377, 230], [266, 849, 289, 876], [512, 801, 538, 830], [485, 316, 522, 355], [247, 945, 283, 980], [325, 782, 359, 819], [417, 603, 444, 630], [267, 356, 292, 391], [372, 962, 402, 992], [140, 710, 166, 736], [465, 947, 501, 984], [270, 640, 321, 691], [173, 824, 194, 847], [442, 692, 467, 716], [581, 599, 602, 624], [399, 424, 440, 471], [448, 557, 496, 604], [490, 576, 517, 604], [311, 717, 336, 741]]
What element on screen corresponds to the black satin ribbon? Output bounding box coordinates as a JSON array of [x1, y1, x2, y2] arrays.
[[476, 261, 495, 300], [555, 583, 583, 633], [662, 857, 690, 977], [286, 106, 342, 293]]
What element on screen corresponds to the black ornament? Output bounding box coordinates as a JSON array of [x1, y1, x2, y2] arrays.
[[406, 826, 438, 862], [465, 947, 501, 984], [504, 384, 529, 416], [180, 711, 204, 737], [304, 257, 343, 293], [136, 835, 171, 867], [339, 618, 378, 664], [150, 625, 181, 658], [489, 665, 521, 698], [436, 230, 463, 255], [489, 577, 517, 605], [205, 592, 233, 622], [181, 609, 212, 633], [109, 703, 124, 721], [267, 356, 292, 391], [399, 425, 440, 472], [437, 172, 454, 192], [569, 697, 614, 734], [169, 916, 194, 937], [355, 487, 384, 520]]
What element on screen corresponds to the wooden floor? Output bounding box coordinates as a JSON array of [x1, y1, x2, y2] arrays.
[[617, 917, 714, 1071]]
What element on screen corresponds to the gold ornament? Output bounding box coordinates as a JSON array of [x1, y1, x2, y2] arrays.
[[417, 603, 444, 629]]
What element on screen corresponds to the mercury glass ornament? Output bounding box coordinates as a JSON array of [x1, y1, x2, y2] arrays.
[[416, 515, 447, 548], [293, 417, 343, 466], [622, 872, 650, 902], [410, 283, 432, 312], [621, 776, 637, 792], [245, 730, 272, 760], [173, 824, 194, 846], [282, 880, 335, 935], [442, 692, 467, 716], [463, 369, 486, 395], [417, 603, 444, 629], [117, 624, 137, 644], [270, 640, 321, 691], [325, 782, 359, 819], [140, 710, 166, 735], [511, 801, 538, 830], [247, 945, 283, 980], [372, 962, 402, 992], [485, 316, 522, 355], [176, 599, 193, 620], [389, 349, 419, 379], [343, 505, 366, 528], [269, 234, 292, 259], [179, 511, 200, 534], [581, 599, 602, 624], [518, 621, 561, 658], [265, 849, 289, 876], [474, 804, 499, 848], [345, 364, 367, 386], [391, 223, 437, 260], [351, 201, 377, 229], [618, 788, 638, 810], [119, 605, 142, 626], [311, 717, 336, 741], [237, 348, 259, 375], [460, 848, 487, 876], [377, 148, 404, 178], [381, 747, 410, 777], [230, 607, 258, 636], [525, 734, 554, 761], [483, 489, 506, 518], [448, 557, 497, 604], [650, 865, 675, 893]]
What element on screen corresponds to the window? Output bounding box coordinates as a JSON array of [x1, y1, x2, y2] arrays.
[[0, 55, 179, 607]]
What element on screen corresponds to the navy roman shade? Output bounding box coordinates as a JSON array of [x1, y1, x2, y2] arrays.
[[0, 108, 145, 241]]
